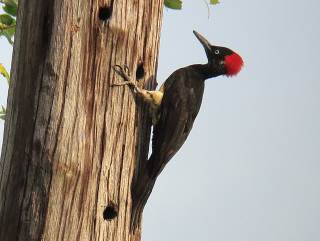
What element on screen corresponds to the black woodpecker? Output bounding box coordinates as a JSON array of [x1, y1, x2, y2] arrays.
[[112, 30, 244, 226]]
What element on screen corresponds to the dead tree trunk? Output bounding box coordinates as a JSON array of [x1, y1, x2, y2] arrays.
[[0, 0, 164, 240]]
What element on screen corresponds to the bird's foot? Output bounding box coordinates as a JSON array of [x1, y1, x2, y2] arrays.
[[112, 64, 162, 122], [112, 65, 136, 88]]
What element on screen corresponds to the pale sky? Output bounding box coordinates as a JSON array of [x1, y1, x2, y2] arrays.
[[1, 1, 320, 241]]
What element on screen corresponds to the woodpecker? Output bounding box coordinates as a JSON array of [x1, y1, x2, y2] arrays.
[[112, 31, 243, 225], [113, 30, 243, 176]]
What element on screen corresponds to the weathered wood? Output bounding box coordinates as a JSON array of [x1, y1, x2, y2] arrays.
[[0, 0, 164, 240]]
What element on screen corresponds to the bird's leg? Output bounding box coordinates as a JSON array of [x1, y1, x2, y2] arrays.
[[112, 65, 164, 125]]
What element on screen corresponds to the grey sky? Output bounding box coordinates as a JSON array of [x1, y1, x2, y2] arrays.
[[1, 1, 320, 241]]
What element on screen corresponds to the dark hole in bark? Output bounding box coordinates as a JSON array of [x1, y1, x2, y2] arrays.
[[136, 63, 145, 79], [103, 205, 117, 220], [99, 7, 112, 21]]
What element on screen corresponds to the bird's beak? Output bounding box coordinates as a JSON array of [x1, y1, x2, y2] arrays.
[[193, 30, 212, 61]]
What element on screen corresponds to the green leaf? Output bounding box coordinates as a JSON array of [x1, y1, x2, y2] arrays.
[[0, 63, 10, 83], [210, 0, 220, 4], [0, 25, 15, 44], [0, 14, 16, 44], [0, 0, 18, 7], [0, 14, 15, 25], [0, 105, 6, 121], [164, 0, 182, 10], [3, 3, 17, 16]]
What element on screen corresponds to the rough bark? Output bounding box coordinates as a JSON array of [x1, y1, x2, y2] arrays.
[[0, 0, 164, 240]]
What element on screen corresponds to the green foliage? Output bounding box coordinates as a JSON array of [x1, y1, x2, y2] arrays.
[[210, 0, 220, 4], [3, 3, 17, 16], [0, 13, 14, 25], [164, 0, 219, 10], [0, 63, 10, 83], [0, 105, 6, 120], [0, 0, 18, 6], [0, 62, 9, 120], [0, 24, 15, 44], [164, 0, 182, 10], [0, 0, 17, 121], [0, 0, 17, 44], [0, 14, 16, 44]]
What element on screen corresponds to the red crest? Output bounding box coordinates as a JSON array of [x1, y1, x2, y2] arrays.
[[224, 52, 244, 76]]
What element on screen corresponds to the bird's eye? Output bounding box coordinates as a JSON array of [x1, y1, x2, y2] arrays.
[[215, 50, 220, 55]]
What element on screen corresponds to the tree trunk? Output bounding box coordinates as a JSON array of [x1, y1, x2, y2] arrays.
[[0, 0, 164, 240]]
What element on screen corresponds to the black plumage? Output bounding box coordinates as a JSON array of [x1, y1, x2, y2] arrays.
[[113, 31, 244, 229], [148, 65, 205, 177], [146, 30, 243, 177]]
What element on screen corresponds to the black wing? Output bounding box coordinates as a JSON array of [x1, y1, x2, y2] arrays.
[[149, 68, 203, 175]]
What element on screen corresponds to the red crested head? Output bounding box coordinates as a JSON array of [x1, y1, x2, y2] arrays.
[[224, 52, 244, 77], [193, 30, 244, 78]]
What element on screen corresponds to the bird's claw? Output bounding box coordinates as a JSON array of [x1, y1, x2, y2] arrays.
[[112, 64, 136, 88], [113, 65, 130, 78]]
